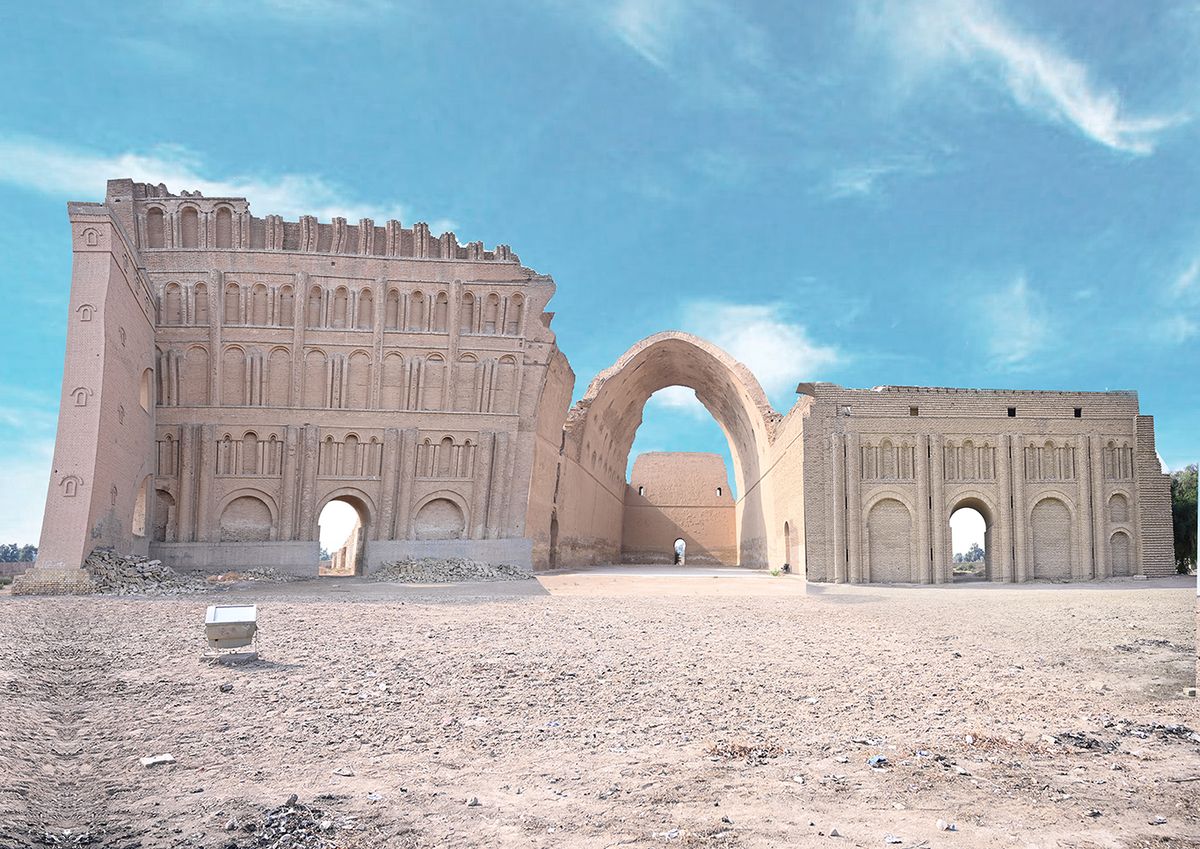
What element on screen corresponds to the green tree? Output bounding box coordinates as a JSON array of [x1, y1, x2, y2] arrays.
[[965, 542, 985, 562], [1172, 464, 1197, 574]]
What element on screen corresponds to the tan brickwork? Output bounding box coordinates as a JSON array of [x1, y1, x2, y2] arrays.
[[22, 180, 1176, 588]]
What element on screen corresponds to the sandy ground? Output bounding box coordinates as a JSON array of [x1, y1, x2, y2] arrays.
[[0, 571, 1196, 849]]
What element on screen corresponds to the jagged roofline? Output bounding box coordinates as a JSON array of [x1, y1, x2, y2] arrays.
[[566, 330, 780, 440]]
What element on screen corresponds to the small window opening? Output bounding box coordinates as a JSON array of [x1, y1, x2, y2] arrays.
[[1074, 407, 1082, 418], [1007, 407, 1017, 417], [909, 406, 919, 416], [637, 486, 644, 496], [716, 486, 723, 497]]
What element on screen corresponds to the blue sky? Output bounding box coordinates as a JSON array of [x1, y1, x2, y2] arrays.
[[0, 0, 1197, 547]]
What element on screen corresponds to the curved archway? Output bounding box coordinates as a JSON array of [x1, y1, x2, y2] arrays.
[[948, 493, 997, 583], [557, 332, 778, 568], [865, 497, 913, 583], [412, 493, 468, 540], [218, 491, 276, 542], [1109, 530, 1133, 577], [316, 490, 373, 575], [1030, 495, 1074, 580]]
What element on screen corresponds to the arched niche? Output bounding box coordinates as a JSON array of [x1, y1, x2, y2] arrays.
[[560, 332, 776, 567]]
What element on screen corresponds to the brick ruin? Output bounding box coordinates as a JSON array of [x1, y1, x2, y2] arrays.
[[14, 179, 1175, 591]]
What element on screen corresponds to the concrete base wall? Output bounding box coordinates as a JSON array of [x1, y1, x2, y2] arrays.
[[150, 541, 321, 576], [363, 538, 533, 572]]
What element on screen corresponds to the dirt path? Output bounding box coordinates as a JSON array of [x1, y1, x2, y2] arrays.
[[0, 577, 1195, 848]]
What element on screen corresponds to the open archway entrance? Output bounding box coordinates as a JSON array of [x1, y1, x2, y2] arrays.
[[318, 495, 370, 576], [555, 332, 779, 569], [949, 499, 991, 582]]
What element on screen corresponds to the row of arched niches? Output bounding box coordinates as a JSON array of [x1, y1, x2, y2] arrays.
[[156, 281, 526, 336], [154, 345, 520, 412]]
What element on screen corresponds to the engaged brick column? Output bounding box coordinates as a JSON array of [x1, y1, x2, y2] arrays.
[[846, 432, 862, 583], [1075, 434, 1094, 580], [996, 434, 1013, 582], [1012, 434, 1028, 582], [930, 434, 946, 584], [916, 434, 932, 584], [1089, 435, 1108, 578], [831, 432, 847, 583]]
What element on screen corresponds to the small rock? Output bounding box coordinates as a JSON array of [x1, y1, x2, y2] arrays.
[[219, 683, 233, 693], [791, 775, 805, 785], [867, 755, 888, 768], [1149, 816, 1167, 825], [884, 836, 903, 845], [829, 828, 841, 838], [954, 765, 970, 776], [139, 754, 175, 767], [937, 819, 957, 831], [332, 766, 354, 777], [366, 792, 382, 802], [466, 796, 481, 807]]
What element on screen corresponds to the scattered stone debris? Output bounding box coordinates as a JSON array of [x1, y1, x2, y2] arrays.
[[208, 567, 304, 585], [936, 819, 957, 831], [253, 794, 358, 849], [1052, 732, 1119, 753], [1114, 638, 1188, 653], [85, 551, 208, 595], [706, 740, 784, 766], [1111, 720, 1200, 744], [84, 552, 304, 596], [867, 755, 889, 768], [368, 557, 531, 584]]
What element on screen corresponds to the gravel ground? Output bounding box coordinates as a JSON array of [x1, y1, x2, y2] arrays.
[[368, 557, 531, 584], [0, 575, 1195, 848]]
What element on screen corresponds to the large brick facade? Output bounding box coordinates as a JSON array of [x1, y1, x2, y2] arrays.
[[16, 180, 1175, 590]]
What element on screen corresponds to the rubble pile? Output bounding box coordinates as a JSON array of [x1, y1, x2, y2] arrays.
[[368, 557, 531, 584], [207, 567, 304, 585], [247, 794, 359, 849], [83, 550, 208, 595]]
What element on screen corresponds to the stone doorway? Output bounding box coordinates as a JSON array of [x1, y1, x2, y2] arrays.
[[318, 496, 370, 576], [949, 499, 992, 582]]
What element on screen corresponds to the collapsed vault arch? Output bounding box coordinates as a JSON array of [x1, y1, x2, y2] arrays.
[[558, 331, 780, 567]]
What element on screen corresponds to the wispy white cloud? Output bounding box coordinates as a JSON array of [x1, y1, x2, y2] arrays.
[[648, 385, 708, 418], [1155, 257, 1200, 344], [824, 154, 935, 199], [573, 0, 773, 106], [0, 135, 453, 228], [1157, 314, 1198, 345], [0, 437, 52, 546], [607, 0, 683, 68], [678, 301, 842, 403], [0, 391, 58, 546], [979, 275, 1049, 369], [1170, 259, 1199, 299], [862, 0, 1185, 154], [173, 0, 399, 25]]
